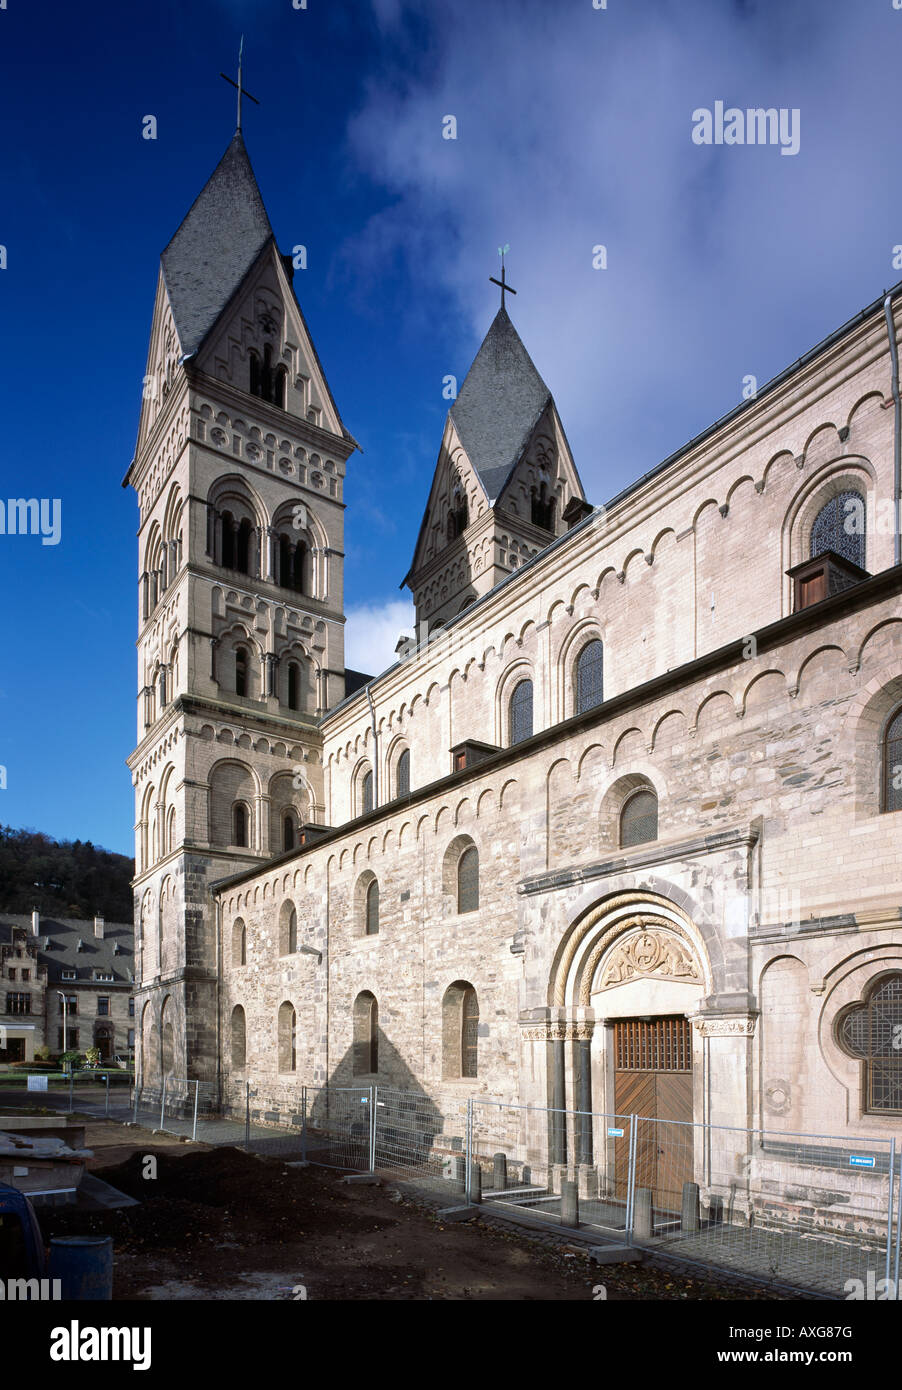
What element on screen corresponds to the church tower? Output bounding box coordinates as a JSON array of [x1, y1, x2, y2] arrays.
[[403, 302, 590, 628], [125, 130, 356, 1088]]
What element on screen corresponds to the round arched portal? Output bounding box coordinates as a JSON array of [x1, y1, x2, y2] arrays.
[[542, 891, 712, 1199]]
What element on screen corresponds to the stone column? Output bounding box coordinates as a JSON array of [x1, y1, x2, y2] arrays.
[[258, 794, 271, 856], [575, 1022, 594, 1166], [263, 527, 277, 583], [551, 1025, 567, 1166]]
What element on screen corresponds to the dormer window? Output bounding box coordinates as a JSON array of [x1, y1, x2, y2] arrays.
[[249, 343, 288, 409], [531, 480, 555, 531], [447, 476, 468, 541]]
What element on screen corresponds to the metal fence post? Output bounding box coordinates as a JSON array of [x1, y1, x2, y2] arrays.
[[132, 1082, 138, 1125], [465, 1097, 473, 1206], [889, 1156, 895, 1295], [104, 1073, 110, 1118], [245, 1081, 250, 1151], [68, 1072, 73, 1114], [160, 1077, 166, 1132], [301, 1085, 307, 1163], [625, 1114, 637, 1241], [191, 1081, 199, 1143], [886, 1137, 896, 1288], [369, 1085, 377, 1174]]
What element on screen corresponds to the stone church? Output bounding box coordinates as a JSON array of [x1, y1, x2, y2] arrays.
[[127, 129, 902, 1204]]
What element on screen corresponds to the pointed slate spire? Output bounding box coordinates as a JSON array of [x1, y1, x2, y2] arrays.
[[160, 132, 274, 357], [449, 306, 552, 502]]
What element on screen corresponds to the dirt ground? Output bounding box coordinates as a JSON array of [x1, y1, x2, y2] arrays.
[[18, 1113, 790, 1301]]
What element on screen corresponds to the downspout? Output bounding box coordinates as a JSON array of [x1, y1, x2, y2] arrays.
[[366, 681, 379, 809], [883, 294, 901, 567], [215, 894, 222, 1107]]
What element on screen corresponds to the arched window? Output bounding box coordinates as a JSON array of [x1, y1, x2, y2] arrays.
[[232, 802, 249, 848], [236, 517, 252, 574], [231, 1005, 246, 1069], [810, 489, 866, 569], [287, 662, 300, 711], [576, 640, 604, 714], [447, 476, 468, 540], [365, 879, 379, 936], [278, 535, 306, 593], [221, 511, 235, 569], [232, 918, 246, 967], [883, 707, 902, 814], [287, 907, 298, 953], [235, 646, 248, 697], [278, 1001, 297, 1073], [283, 815, 296, 852], [531, 482, 555, 531], [509, 679, 534, 745], [361, 769, 374, 815], [457, 846, 479, 914], [620, 788, 658, 848], [838, 975, 902, 1112], [396, 748, 410, 799], [166, 806, 176, 854], [353, 992, 378, 1075], [442, 982, 479, 1079], [272, 364, 287, 410], [248, 350, 261, 397]]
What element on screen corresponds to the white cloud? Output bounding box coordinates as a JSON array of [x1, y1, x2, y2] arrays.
[[345, 0, 902, 506], [344, 597, 417, 678]]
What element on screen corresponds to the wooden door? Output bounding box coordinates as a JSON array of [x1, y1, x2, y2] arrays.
[[613, 1017, 693, 1215]]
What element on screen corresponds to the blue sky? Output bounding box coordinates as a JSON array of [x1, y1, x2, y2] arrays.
[[1, 0, 900, 856]]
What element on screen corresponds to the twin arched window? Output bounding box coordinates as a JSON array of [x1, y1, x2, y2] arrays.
[[249, 344, 287, 409], [221, 512, 253, 574], [361, 770, 374, 816], [510, 679, 533, 745], [277, 534, 307, 593]]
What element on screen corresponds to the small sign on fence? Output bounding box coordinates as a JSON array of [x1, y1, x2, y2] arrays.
[[607, 1127, 624, 1137], [27, 1075, 48, 1091], [849, 1154, 877, 1169]]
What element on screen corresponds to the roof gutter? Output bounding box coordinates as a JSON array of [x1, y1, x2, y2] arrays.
[[883, 294, 901, 568]]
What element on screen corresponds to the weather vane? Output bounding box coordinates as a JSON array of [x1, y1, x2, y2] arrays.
[[220, 35, 260, 133], [490, 244, 517, 310]]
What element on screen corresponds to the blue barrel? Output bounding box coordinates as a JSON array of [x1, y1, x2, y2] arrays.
[[49, 1236, 113, 1300]]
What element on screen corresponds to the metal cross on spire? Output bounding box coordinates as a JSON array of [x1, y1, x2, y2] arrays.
[[220, 35, 260, 132], [490, 244, 517, 310]]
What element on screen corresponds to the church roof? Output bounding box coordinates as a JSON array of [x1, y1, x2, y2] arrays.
[[160, 132, 274, 357], [449, 307, 552, 501]]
